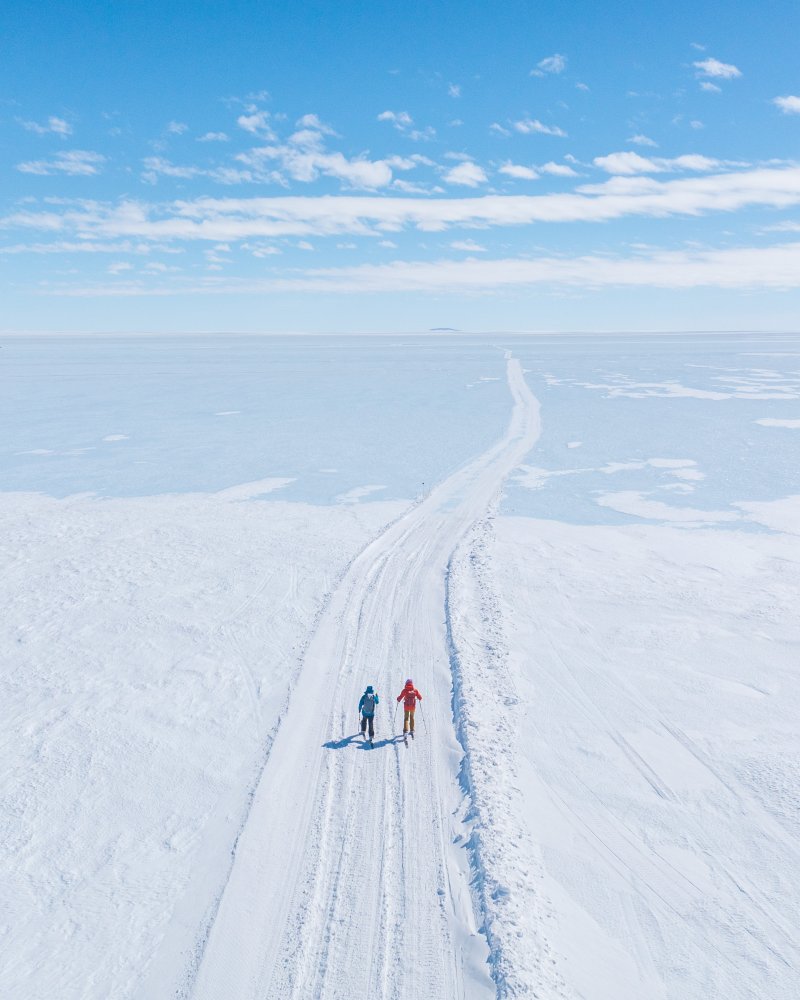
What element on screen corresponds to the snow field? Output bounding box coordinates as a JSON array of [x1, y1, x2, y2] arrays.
[[4, 333, 800, 1000], [188, 355, 541, 1000], [1, 491, 406, 1000], [489, 517, 800, 999]]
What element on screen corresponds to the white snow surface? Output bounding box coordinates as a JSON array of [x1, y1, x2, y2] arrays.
[[2, 491, 407, 999], [488, 518, 800, 1000], [4, 335, 800, 1000]]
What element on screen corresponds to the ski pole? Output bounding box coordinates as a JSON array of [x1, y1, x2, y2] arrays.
[[393, 702, 398, 732], [420, 700, 428, 734]]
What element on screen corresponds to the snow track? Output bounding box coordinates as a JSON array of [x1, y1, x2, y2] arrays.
[[188, 354, 540, 1000]]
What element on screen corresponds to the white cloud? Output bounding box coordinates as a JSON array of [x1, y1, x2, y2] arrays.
[[593, 152, 660, 174], [448, 83, 461, 98], [593, 151, 720, 175], [295, 113, 337, 134], [60, 241, 800, 297], [10, 165, 800, 244], [629, 134, 658, 147], [450, 239, 487, 252], [512, 118, 567, 137], [540, 161, 578, 177], [378, 110, 412, 128], [239, 144, 394, 189], [377, 110, 435, 140], [700, 81, 722, 93], [241, 242, 282, 257], [198, 131, 229, 142], [499, 163, 539, 180], [774, 95, 800, 114], [693, 57, 742, 79], [532, 53, 566, 76], [444, 161, 488, 187], [108, 261, 133, 274], [762, 220, 800, 233], [253, 241, 800, 294], [237, 110, 276, 137], [490, 122, 512, 137], [391, 179, 437, 194], [17, 150, 106, 176], [166, 121, 188, 135], [0, 239, 165, 256], [21, 116, 72, 136], [575, 82, 590, 92], [690, 120, 705, 130], [141, 157, 255, 185], [385, 155, 419, 170]]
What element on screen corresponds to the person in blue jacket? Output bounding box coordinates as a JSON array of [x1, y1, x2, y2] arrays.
[[358, 685, 379, 741]]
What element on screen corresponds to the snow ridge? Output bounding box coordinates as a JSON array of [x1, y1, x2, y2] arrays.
[[446, 517, 567, 998]]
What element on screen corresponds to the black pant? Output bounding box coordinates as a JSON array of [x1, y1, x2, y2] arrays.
[[360, 714, 375, 738]]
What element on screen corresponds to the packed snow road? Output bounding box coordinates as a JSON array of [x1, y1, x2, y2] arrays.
[[182, 354, 540, 1000]]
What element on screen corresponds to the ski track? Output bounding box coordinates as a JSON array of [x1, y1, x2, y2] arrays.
[[187, 353, 540, 1000]]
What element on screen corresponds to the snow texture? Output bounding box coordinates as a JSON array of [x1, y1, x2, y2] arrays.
[[3, 332, 800, 1000]]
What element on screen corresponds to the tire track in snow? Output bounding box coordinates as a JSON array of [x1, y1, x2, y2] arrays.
[[189, 353, 541, 1000]]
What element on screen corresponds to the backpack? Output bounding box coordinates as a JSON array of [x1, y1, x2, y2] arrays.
[[362, 692, 376, 715]]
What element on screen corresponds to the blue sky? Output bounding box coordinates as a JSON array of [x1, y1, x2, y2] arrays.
[[2, 0, 800, 333]]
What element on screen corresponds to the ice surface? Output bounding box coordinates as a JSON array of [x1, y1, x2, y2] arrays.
[[504, 333, 800, 528], [0, 335, 510, 502], [2, 332, 799, 1000]]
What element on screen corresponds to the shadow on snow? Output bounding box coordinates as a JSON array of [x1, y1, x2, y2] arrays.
[[322, 733, 405, 751]]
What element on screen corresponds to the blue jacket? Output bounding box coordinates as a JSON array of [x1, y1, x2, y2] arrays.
[[358, 691, 379, 717]]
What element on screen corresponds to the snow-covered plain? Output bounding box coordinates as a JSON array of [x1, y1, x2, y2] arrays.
[[2, 333, 799, 999]]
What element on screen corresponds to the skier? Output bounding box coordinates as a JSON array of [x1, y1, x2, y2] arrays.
[[358, 685, 379, 742], [396, 678, 422, 737]]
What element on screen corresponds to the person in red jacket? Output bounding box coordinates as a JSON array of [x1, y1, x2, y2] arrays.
[[396, 678, 422, 736]]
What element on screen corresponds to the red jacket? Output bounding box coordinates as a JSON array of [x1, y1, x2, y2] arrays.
[[397, 684, 422, 710]]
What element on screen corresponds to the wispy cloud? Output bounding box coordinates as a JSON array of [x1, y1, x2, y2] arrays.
[[443, 161, 488, 186], [263, 242, 800, 293], [377, 110, 435, 141], [540, 161, 578, 177], [141, 156, 254, 185], [774, 95, 800, 114], [378, 110, 412, 129], [295, 113, 337, 135], [50, 241, 800, 297], [531, 54, 566, 76], [237, 109, 276, 138], [17, 150, 106, 176], [700, 81, 721, 93], [448, 83, 461, 98], [450, 239, 487, 252], [693, 57, 742, 79], [166, 121, 188, 135], [9, 165, 800, 244], [512, 118, 567, 137], [628, 134, 658, 147], [593, 151, 722, 175], [20, 116, 73, 136], [499, 163, 539, 180], [198, 132, 230, 142]]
